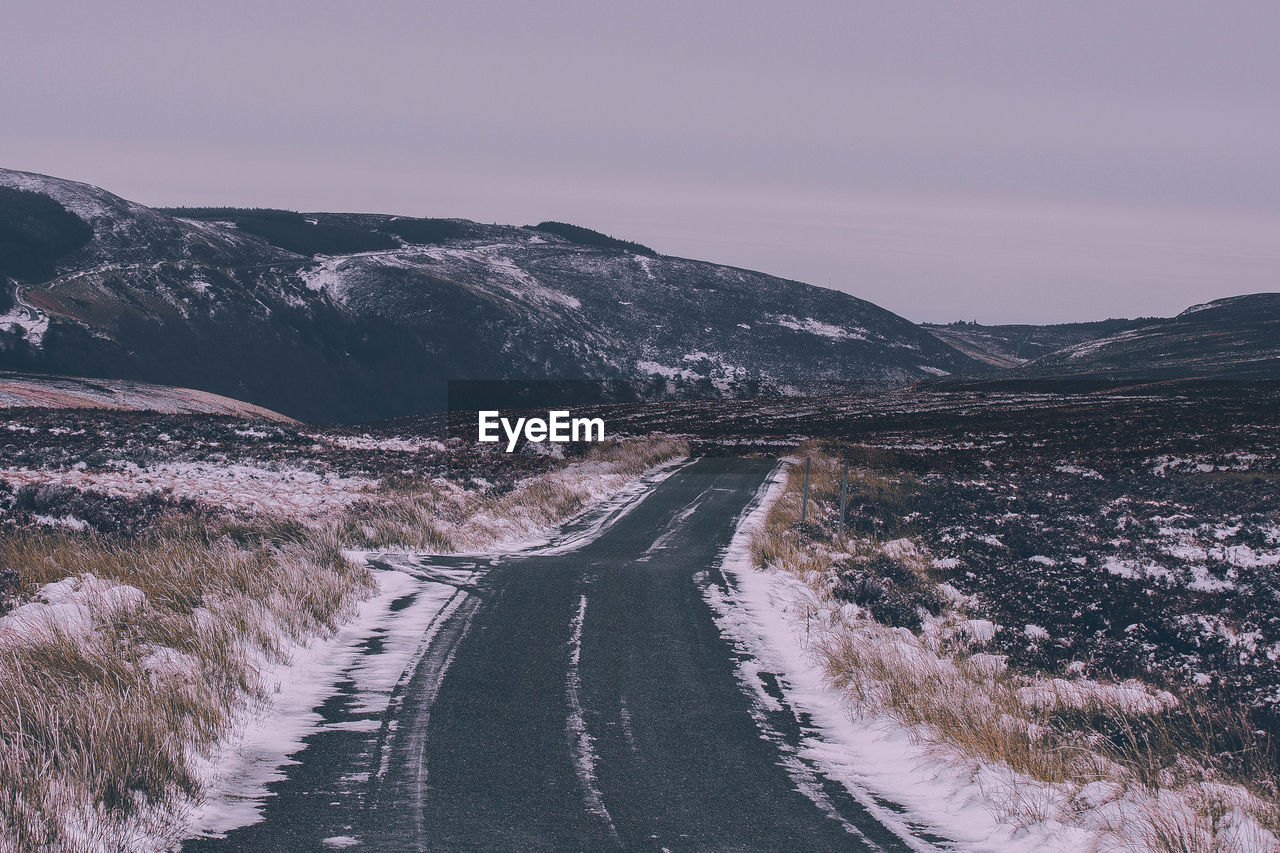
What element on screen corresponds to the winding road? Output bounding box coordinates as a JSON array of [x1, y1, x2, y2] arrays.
[[185, 457, 944, 852]]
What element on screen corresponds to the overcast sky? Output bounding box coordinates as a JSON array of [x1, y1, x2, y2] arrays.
[[3, 1, 1277, 323]]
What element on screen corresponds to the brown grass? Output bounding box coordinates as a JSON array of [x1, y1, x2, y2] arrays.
[[0, 522, 375, 850], [0, 433, 688, 850], [339, 435, 689, 552], [752, 447, 1280, 852]]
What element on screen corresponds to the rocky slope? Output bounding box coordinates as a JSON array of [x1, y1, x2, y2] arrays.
[[0, 168, 981, 422]]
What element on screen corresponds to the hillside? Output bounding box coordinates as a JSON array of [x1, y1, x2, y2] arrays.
[[921, 294, 1280, 390], [0, 371, 294, 421], [0, 168, 982, 423], [1024, 294, 1280, 382], [922, 318, 1150, 368]]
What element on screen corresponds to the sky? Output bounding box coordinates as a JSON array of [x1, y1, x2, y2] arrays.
[[2, 1, 1278, 323]]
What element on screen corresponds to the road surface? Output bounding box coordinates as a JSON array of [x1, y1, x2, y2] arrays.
[[186, 457, 944, 852]]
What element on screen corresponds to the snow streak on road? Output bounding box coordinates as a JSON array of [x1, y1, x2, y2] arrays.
[[185, 458, 945, 852]]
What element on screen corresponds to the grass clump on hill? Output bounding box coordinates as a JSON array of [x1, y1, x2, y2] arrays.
[[0, 186, 93, 288], [528, 221, 657, 257]]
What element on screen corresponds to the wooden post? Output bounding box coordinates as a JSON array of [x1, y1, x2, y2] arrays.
[[838, 460, 849, 538], [800, 457, 810, 526]]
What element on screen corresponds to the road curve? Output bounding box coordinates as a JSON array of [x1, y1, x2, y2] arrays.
[[186, 457, 941, 852]]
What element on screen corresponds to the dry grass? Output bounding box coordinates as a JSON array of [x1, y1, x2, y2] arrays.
[[338, 435, 689, 552], [752, 448, 1280, 852], [0, 522, 376, 851], [0, 433, 687, 850]]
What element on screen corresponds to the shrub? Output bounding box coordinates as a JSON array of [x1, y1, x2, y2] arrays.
[[0, 187, 93, 283], [158, 207, 399, 256], [831, 555, 944, 630], [528, 221, 657, 256], [378, 217, 463, 244]]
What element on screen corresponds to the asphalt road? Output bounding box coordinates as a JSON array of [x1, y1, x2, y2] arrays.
[[186, 457, 941, 852]]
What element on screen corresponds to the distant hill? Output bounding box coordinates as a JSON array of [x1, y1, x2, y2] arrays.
[[0, 371, 294, 421], [0, 167, 983, 423], [922, 318, 1152, 368], [929, 294, 1280, 390], [1025, 294, 1280, 381]]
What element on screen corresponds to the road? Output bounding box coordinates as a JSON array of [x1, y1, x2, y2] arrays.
[[186, 457, 942, 852]]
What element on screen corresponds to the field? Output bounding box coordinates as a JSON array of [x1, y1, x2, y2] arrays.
[[0, 406, 686, 850], [1, 383, 1277, 850], [608, 383, 1280, 849]]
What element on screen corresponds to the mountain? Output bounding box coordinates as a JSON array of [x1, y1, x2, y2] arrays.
[[922, 318, 1152, 368], [0, 168, 982, 423], [0, 371, 293, 421]]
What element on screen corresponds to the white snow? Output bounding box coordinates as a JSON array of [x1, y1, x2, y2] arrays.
[[0, 462, 378, 519], [1054, 464, 1103, 479], [0, 574, 145, 646], [766, 313, 869, 342], [1016, 678, 1177, 715], [311, 433, 447, 454], [635, 359, 696, 380], [634, 255, 656, 280], [565, 594, 618, 840], [0, 305, 50, 346], [32, 512, 88, 531]]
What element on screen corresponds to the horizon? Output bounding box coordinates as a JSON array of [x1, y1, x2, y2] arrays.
[[3, 2, 1278, 324], [5, 160, 1271, 327]]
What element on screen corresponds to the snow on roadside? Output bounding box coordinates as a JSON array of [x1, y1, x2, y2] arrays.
[[706, 464, 1093, 853], [182, 454, 686, 840], [0, 574, 145, 646], [449, 456, 691, 555], [183, 565, 460, 838]]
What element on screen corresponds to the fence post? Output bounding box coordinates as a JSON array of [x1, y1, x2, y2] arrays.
[[838, 460, 849, 538], [800, 457, 810, 526]]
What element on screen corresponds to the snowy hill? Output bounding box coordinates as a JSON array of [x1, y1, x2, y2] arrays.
[[0, 168, 981, 422], [0, 371, 294, 421], [1025, 293, 1280, 382]]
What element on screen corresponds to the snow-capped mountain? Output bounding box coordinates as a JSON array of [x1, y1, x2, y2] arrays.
[[0, 168, 981, 422]]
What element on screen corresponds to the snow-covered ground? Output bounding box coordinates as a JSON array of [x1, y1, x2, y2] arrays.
[[0, 461, 378, 519]]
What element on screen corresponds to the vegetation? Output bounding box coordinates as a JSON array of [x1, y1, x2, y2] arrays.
[[528, 221, 657, 256], [159, 207, 398, 256], [752, 449, 1280, 852], [0, 520, 374, 850], [0, 187, 93, 287], [0, 430, 687, 849], [378, 217, 464, 245], [337, 436, 687, 552]]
